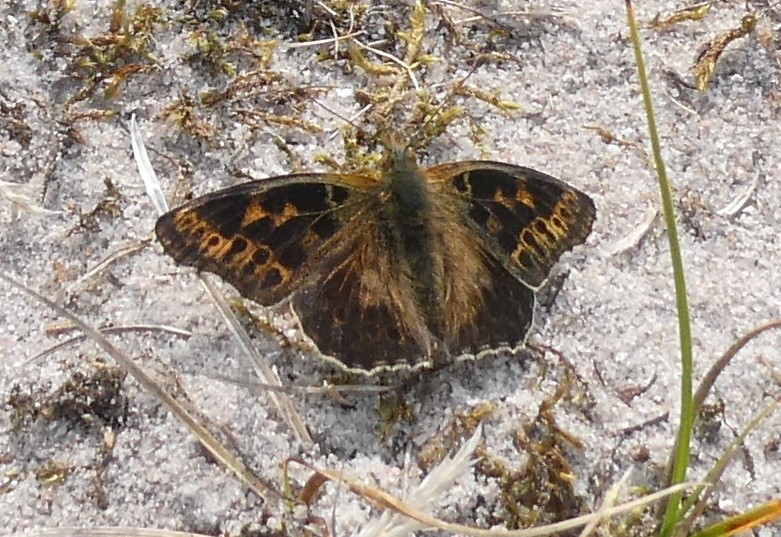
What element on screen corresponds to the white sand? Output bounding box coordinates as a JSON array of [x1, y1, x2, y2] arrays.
[[1, 1, 780, 535]]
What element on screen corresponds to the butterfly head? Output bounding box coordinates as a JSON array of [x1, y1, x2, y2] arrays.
[[380, 134, 420, 179]]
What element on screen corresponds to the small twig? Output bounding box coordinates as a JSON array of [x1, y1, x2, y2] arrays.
[[0, 180, 61, 215], [283, 30, 364, 50], [435, 0, 569, 26], [715, 171, 759, 217], [211, 374, 396, 396], [605, 205, 659, 256], [26, 324, 192, 365], [351, 38, 420, 91], [579, 470, 633, 537], [65, 238, 151, 296]]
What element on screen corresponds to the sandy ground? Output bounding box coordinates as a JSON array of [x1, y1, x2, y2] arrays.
[[1, 1, 780, 536]]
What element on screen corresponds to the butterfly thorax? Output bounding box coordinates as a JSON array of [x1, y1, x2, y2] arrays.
[[379, 147, 442, 334]]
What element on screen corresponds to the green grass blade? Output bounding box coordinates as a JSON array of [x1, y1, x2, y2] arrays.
[[624, 3, 695, 535], [689, 500, 781, 537], [678, 400, 779, 536]]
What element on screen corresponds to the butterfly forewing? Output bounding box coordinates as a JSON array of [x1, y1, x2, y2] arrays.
[[427, 162, 596, 289], [155, 173, 379, 305]]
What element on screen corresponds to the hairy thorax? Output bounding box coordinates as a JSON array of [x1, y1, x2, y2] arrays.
[[357, 149, 490, 355]]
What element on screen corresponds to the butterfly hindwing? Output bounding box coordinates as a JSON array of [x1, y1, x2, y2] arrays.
[[451, 253, 536, 356], [155, 174, 377, 305], [291, 220, 438, 372]]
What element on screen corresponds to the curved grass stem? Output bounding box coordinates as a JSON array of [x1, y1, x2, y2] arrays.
[[624, 3, 695, 535]]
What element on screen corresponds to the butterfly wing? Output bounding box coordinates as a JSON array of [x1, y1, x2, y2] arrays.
[[448, 253, 536, 357], [426, 161, 596, 289], [289, 210, 442, 373], [155, 173, 379, 305]]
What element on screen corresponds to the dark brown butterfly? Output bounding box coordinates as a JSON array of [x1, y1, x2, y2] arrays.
[[155, 146, 595, 374]]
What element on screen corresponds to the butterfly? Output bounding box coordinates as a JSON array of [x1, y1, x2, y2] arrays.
[[155, 145, 596, 374]]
